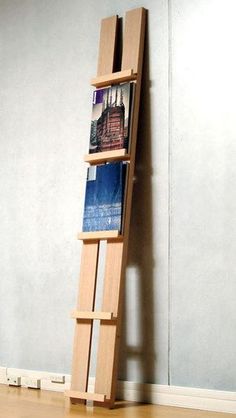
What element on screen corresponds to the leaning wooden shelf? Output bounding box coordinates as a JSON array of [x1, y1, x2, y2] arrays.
[[67, 7, 146, 408]]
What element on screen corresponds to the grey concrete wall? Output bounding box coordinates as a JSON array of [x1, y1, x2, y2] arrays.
[[0, 0, 235, 392]]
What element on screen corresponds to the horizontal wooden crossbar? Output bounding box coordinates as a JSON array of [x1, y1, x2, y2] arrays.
[[91, 69, 136, 88], [65, 390, 105, 402], [84, 149, 130, 164], [71, 310, 116, 320], [78, 231, 123, 241]]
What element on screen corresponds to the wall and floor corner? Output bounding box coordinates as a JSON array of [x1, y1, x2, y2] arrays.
[[0, 0, 235, 413]]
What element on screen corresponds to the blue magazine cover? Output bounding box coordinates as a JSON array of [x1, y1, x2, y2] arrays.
[[82, 162, 127, 233]]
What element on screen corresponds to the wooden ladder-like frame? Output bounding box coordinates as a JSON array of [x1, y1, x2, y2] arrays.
[[65, 7, 146, 408]]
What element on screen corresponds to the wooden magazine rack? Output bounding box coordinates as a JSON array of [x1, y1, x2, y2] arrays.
[[65, 7, 146, 408]]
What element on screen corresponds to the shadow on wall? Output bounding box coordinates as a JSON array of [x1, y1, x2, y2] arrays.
[[118, 16, 157, 384]]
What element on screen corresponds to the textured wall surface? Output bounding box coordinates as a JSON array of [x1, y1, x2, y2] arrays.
[[170, 0, 236, 391], [0, 0, 235, 391], [0, 0, 169, 383]]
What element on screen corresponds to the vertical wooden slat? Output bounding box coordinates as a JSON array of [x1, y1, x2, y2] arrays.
[[71, 241, 99, 396], [95, 242, 123, 400], [122, 8, 146, 74], [69, 14, 118, 405], [95, 8, 146, 407], [97, 16, 118, 76], [122, 7, 146, 232]]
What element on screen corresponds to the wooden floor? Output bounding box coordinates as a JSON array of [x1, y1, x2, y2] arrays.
[[0, 384, 232, 418]]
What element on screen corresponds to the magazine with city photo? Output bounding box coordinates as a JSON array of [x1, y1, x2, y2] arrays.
[[82, 162, 128, 233], [89, 82, 134, 154]]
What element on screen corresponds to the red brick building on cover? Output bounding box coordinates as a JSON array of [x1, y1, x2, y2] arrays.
[[94, 86, 127, 152]]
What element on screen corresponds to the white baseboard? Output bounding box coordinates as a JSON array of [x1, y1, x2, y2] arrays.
[[0, 367, 235, 414], [116, 380, 236, 414]]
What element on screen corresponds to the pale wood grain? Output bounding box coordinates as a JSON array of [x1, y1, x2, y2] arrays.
[[84, 149, 130, 165], [70, 310, 116, 320], [91, 69, 136, 88], [70, 242, 99, 398], [122, 8, 146, 74], [78, 231, 121, 241], [65, 390, 105, 402], [97, 16, 118, 76], [95, 242, 123, 403]]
